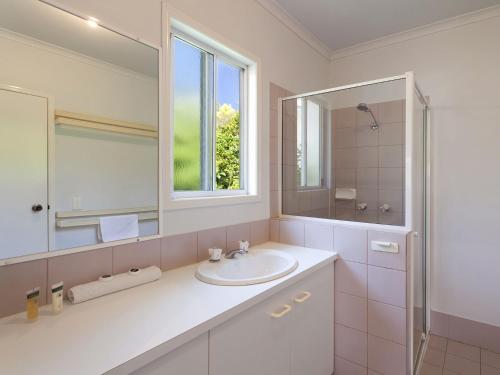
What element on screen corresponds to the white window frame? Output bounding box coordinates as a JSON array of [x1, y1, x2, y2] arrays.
[[170, 30, 249, 199], [296, 98, 324, 190], [164, 14, 260, 210]]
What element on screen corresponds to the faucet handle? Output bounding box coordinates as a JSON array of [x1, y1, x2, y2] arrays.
[[239, 240, 250, 252]]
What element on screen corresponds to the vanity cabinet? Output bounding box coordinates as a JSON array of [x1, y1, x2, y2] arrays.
[[132, 333, 208, 375], [209, 265, 334, 375]]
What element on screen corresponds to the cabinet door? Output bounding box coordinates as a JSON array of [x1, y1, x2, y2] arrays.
[[290, 265, 334, 375], [0, 88, 48, 258], [133, 333, 208, 375], [209, 289, 292, 375]]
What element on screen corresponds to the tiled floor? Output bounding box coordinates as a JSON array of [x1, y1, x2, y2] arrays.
[[420, 334, 500, 375]]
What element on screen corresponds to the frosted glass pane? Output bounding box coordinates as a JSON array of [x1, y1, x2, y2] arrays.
[[215, 60, 242, 190], [173, 37, 203, 191], [306, 100, 320, 186], [296, 99, 304, 186]]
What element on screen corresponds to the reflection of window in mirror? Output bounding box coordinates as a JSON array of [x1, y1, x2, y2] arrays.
[[296, 98, 323, 189], [171, 31, 248, 197]]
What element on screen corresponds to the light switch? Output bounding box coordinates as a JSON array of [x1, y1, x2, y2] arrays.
[[371, 240, 399, 253], [72, 196, 82, 210]]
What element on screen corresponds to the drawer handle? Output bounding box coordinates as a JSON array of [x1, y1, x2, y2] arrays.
[[271, 304, 292, 318], [294, 291, 311, 303]]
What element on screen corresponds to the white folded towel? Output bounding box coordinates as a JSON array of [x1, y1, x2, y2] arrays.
[[335, 188, 357, 200], [68, 266, 162, 304], [99, 214, 139, 242]]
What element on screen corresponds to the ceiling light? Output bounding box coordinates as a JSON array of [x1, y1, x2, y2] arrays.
[[87, 17, 99, 28]]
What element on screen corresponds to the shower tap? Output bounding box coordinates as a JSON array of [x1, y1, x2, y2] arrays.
[[357, 203, 368, 211], [379, 204, 391, 212]]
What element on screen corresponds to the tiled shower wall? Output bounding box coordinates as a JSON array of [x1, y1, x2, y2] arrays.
[[332, 100, 405, 225], [0, 220, 270, 318], [333, 101, 406, 226], [271, 217, 412, 375], [270, 82, 406, 225]]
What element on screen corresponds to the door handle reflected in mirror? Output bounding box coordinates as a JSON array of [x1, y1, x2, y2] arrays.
[[31, 204, 43, 213]]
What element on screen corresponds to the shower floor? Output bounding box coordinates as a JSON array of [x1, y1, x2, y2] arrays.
[[420, 334, 500, 374]]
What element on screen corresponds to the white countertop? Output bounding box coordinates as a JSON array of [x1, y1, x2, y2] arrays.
[[0, 242, 337, 375]]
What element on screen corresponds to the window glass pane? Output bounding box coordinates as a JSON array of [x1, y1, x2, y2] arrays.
[[296, 98, 304, 186], [215, 60, 242, 190], [173, 37, 213, 191], [306, 100, 321, 186]]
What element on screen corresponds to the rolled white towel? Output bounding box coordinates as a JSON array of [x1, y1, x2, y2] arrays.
[[68, 265, 162, 304]]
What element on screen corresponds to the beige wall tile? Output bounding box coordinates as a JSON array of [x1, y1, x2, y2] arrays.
[[161, 232, 197, 271], [48, 248, 112, 300], [0, 259, 47, 318], [112, 239, 161, 274]]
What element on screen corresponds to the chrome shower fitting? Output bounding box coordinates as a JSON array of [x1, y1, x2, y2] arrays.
[[356, 103, 379, 130]]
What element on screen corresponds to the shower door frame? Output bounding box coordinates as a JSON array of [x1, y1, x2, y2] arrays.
[[409, 75, 432, 375]]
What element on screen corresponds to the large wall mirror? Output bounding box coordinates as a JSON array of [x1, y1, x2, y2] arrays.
[[0, 0, 160, 260]]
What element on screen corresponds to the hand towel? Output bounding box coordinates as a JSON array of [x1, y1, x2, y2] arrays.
[[99, 214, 139, 242]]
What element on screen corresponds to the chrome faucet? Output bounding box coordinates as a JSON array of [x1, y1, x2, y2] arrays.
[[225, 240, 250, 259]]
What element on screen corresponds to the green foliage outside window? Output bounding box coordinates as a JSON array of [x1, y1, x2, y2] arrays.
[[215, 104, 240, 190]]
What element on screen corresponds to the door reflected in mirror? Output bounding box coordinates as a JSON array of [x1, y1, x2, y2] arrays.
[[0, 0, 159, 259]]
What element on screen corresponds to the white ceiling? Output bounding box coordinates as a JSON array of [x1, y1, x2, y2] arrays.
[[273, 0, 500, 52], [0, 0, 158, 77]]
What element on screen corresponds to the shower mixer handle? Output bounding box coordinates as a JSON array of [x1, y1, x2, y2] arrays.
[[379, 204, 391, 212], [357, 202, 368, 211]]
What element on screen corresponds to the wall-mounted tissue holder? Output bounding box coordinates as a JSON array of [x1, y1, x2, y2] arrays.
[[335, 188, 356, 200], [371, 241, 399, 253]]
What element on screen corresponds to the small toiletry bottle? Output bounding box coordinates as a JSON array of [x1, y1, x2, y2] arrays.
[[51, 282, 64, 314], [26, 287, 40, 321]]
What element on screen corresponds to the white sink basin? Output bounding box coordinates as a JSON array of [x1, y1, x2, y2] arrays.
[[195, 249, 298, 286]]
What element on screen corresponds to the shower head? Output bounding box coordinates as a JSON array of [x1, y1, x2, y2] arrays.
[[356, 103, 379, 130], [357, 103, 369, 112]]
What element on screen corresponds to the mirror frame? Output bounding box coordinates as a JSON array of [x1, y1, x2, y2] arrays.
[[0, 0, 164, 266]]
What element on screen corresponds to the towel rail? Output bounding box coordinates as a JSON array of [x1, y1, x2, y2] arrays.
[[55, 206, 158, 228], [56, 212, 158, 228], [56, 206, 157, 219], [55, 110, 158, 138]]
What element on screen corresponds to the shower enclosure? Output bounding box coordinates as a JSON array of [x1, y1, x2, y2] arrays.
[[279, 72, 430, 373]]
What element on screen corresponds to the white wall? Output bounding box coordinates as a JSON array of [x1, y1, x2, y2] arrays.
[[50, 0, 331, 236], [329, 10, 500, 327]]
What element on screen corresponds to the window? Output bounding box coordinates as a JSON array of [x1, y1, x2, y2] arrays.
[[171, 32, 247, 196], [296, 98, 323, 188]]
